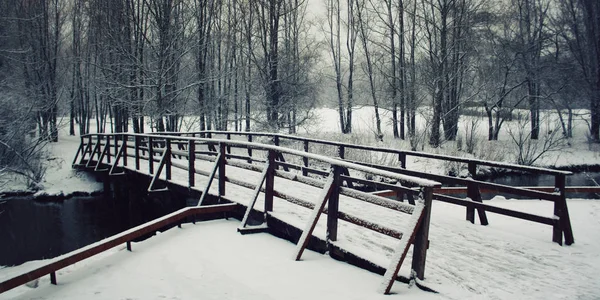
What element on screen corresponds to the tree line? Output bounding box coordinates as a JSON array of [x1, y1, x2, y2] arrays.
[[0, 0, 598, 148]]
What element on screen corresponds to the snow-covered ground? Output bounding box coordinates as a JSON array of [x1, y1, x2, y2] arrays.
[[2, 198, 598, 300]]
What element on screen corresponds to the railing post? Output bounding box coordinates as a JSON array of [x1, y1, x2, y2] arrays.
[[122, 134, 128, 167], [553, 174, 574, 245], [218, 142, 226, 197], [88, 135, 93, 160], [188, 140, 195, 187], [274, 135, 280, 146], [165, 138, 171, 180], [327, 166, 342, 244], [466, 162, 476, 223], [247, 135, 253, 162], [303, 140, 309, 176], [113, 135, 118, 160], [412, 186, 433, 280], [106, 135, 111, 164], [399, 153, 407, 168], [265, 150, 276, 212], [226, 133, 231, 154], [338, 145, 345, 160], [148, 136, 154, 174], [135, 136, 140, 170]]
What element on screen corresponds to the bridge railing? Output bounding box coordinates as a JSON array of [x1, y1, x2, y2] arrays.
[[150, 130, 574, 246], [73, 133, 441, 284]]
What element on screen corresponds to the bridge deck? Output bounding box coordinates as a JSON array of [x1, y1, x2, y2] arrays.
[[119, 153, 409, 263]]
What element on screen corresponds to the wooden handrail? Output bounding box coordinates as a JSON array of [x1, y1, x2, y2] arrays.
[[0, 204, 239, 294], [152, 130, 573, 176]]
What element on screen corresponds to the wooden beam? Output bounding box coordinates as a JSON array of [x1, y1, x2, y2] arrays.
[[239, 161, 270, 229], [379, 201, 426, 294], [294, 174, 335, 261], [197, 153, 222, 206]]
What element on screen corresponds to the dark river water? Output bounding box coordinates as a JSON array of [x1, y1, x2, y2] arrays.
[[0, 171, 598, 267], [0, 191, 188, 267]]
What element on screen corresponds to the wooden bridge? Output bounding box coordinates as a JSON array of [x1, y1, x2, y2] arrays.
[[1, 130, 578, 295]]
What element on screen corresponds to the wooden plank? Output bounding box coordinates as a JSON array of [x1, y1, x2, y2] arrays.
[[433, 194, 558, 226], [294, 174, 335, 261], [341, 175, 418, 196], [339, 187, 415, 215], [380, 201, 426, 294]]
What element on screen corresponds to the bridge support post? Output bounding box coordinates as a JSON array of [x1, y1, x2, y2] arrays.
[[412, 186, 433, 280]]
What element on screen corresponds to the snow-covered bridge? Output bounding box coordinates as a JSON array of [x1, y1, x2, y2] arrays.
[[0, 131, 584, 298]]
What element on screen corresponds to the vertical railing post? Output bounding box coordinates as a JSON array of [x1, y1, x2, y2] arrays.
[[555, 174, 574, 245], [88, 135, 93, 160], [247, 135, 253, 162], [165, 138, 171, 180], [552, 174, 563, 245], [218, 142, 226, 197], [302, 140, 309, 176], [188, 140, 195, 187], [148, 136, 154, 174], [226, 133, 231, 154], [106, 135, 111, 164], [122, 134, 128, 167], [274, 135, 280, 146], [113, 134, 118, 160], [399, 153, 407, 169], [412, 186, 433, 280], [338, 145, 345, 160], [553, 174, 574, 245], [327, 166, 342, 244], [265, 150, 276, 212], [466, 162, 488, 225], [466, 162, 476, 223], [135, 136, 140, 170]]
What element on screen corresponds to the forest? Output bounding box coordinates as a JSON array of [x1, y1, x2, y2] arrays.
[[0, 0, 599, 183]]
